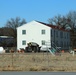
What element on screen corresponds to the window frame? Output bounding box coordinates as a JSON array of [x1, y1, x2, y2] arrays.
[[22, 30, 26, 35], [41, 29, 46, 35], [22, 40, 26, 45], [60, 31, 63, 38], [41, 40, 46, 45]]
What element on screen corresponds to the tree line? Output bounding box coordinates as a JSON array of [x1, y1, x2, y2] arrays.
[[0, 17, 26, 47], [0, 11, 76, 47], [48, 11, 76, 30]]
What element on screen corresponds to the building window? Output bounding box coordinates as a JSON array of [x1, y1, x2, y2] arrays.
[[67, 41, 69, 47], [54, 30, 55, 36], [64, 33, 66, 39], [56, 41, 58, 46], [41, 29, 45, 34], [22, 30, 26, 35], [60, 31, 63, 38], [42, 40, 45, 45], [22, 40, 26, 45], [56, 31, 58, 37], [61, 41, 63, 47], [67, 33, 68, 39], [64, 41, 66, 47]]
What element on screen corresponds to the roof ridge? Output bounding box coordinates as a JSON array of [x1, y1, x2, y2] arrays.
[[36, 20, 69, 32]]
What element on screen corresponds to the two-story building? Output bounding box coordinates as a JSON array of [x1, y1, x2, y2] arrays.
[[17, 20, 70, 51]]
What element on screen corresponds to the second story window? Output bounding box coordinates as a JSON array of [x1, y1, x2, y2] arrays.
[[67, 33, 69, 39], [60, 31, 63, 38], [41, 29, 45, 34], [56, 30, 58, 37], [22, 30, 26, 35], [64, 33, 66, 39]]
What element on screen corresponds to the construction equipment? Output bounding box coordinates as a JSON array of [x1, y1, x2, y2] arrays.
[[25, 42, 40, 53]]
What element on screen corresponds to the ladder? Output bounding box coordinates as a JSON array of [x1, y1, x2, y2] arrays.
[[46, 41, 61, 56], [51, 42, 61, 55]]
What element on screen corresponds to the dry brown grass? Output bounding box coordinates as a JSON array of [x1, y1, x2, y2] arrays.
[[0, 52, 76, 71]]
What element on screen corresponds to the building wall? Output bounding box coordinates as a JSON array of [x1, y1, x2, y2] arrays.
[[17, 21, 51, 50], [17, 21, 70, 50], [51, 29, 70, 50]]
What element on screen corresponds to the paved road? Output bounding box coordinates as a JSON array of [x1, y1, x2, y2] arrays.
[[0, 72, 76, 75]]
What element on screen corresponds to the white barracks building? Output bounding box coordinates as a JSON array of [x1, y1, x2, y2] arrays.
[[17, 20, 70, 50]]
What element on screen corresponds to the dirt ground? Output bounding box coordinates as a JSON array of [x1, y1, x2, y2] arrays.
[[0, 52, 76, 72]]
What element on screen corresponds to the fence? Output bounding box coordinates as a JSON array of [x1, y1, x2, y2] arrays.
[[0, 53, 76, 71]]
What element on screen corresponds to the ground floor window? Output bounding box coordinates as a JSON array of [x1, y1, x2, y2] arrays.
[[41, 40, 45, 45], [22, 40, 26, 45], [56, 41, 59, 47], [60, 41, 63, 47]]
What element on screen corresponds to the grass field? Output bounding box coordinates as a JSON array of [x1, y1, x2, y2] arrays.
[[0, 52, 76, 72]]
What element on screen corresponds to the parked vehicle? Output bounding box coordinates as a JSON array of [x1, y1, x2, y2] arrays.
[[25, 42, 40, 53]]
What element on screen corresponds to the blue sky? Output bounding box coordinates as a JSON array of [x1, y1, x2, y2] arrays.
[[0, 0, 76, 27]]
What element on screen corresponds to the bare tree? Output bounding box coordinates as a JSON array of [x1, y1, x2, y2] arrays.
[[5, 17, 26, 46], [48, 15, 70, 29], [5, 17, 26, 30], [66, 11, 76, 29], [48, 11, 76, 30], [48, 14, 62, 25]]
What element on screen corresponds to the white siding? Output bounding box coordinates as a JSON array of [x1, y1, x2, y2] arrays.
[[17, 21, 51, 50], [17, 20, 70, 50]]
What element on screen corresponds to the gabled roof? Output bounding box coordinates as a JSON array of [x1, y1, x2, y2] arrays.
[[17, 20, 69, 32], [36, 20, 69, 32]]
